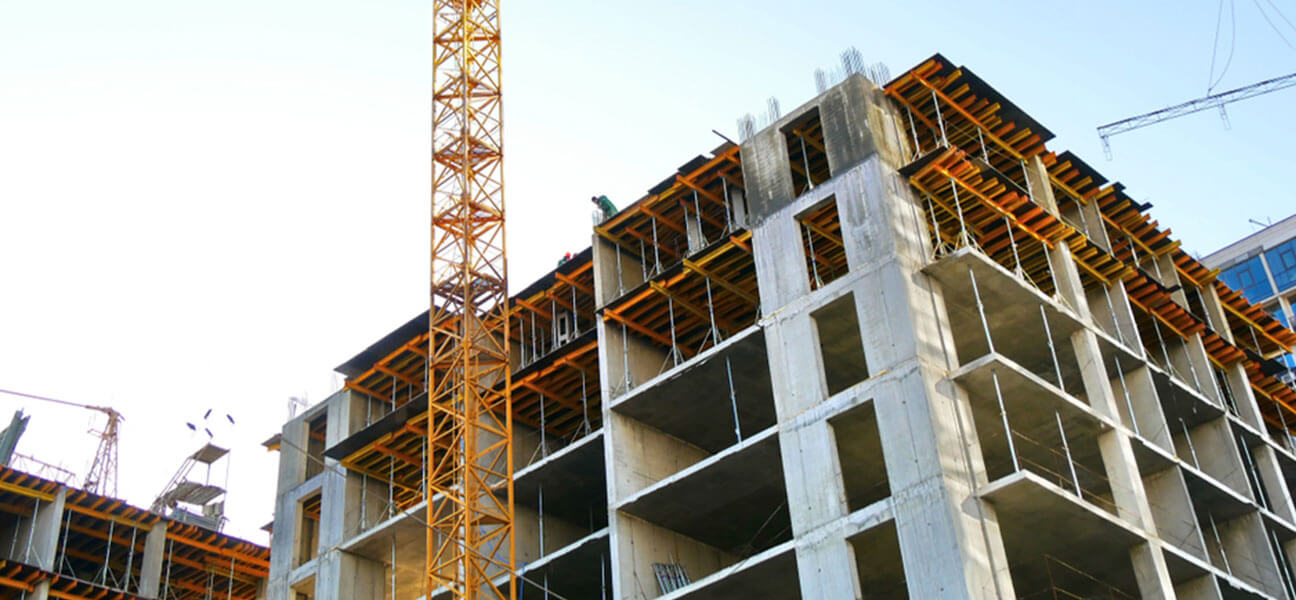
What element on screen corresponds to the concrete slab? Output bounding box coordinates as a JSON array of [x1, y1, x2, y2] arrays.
[[610, 326, 775, 453], [981, 470, 1143, 595], [1181, 464, 1254, 522], [507, 431, 607, 529], [924, 247, 1089, 393], [338, 498, 441, 599], [1259, 508, 1296, 541], [659, 541, 799, 600], [954, 353, 1113, 500], [1131, 433, 1177, 476], [1151, 366, 1224, 430], [1163, 542, 1212, 585], [616, 428, 789, 555], [1215, 572, 1271, 599], [518, 528, 611, 599]]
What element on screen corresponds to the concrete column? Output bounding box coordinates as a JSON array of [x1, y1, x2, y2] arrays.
[[1224, 361, 1267, 430], [314, 550, 386, 600], [1254, 445, 1296, 522], [28, 487, 65, 570], [138, 522, 168, 599], [1045, 220, 1177, 597], [1143, 467, 1209, 561], [1173, 574, 1223, 600], [1219, 512, 1285, 597], [751, 210, 812, 314]]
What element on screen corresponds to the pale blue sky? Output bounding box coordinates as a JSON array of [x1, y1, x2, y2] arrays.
[[2, 0, 1294, 542]]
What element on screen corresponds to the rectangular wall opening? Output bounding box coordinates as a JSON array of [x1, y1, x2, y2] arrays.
[[811, 293, 870, 396], [830, 401, 889, 511], [295, 492, 321, 568], [847, 521, 908, 599], [799, 197, 848, 291], [305, 413, 327, 480], [783, 107, 830, 196]]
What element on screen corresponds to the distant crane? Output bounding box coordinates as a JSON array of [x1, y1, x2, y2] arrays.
[[0, 387, 122, 496], [1098, 71, 1296, 158]]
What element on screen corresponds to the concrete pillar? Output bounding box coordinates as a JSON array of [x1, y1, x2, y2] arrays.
[[1041, 191, 1178, 598], [1254, 445, 1296, 522], [138, 522, 168, 599], [27, 487, 65, 570], [1219, 512, 1285, 597], [1173, 574, 1223, 600]]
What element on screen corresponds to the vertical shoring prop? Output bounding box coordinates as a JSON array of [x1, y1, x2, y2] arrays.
[[1113, 358, 1140, 437], [721, 178, 732, 232], [969, 267, 995, 355], [1004, 216, 1023, 280], [1019, 160, 1035, 205], [98, 518, 114, 585], [57, 509, 71, 575], [906, 107, 920, 158], [651, 217, 662, 274], [805, 223, 823, 288], [949, 178, 969, 248], [1103, 285, 1126, 346], [621, 322, 631, 394], [427, 0, 514, 598], [992, 371, 1019, 472], [1039, 304, 1065, 393], [23, 499, 38, 566], [125, 526, 137, 590], [925, 195, 942, 258], [692, 190, 705, 247], [931, 89, 948, 147], [579, 370, 591, 437], [539, 393, 547, 459], [615, 243, 625, 296], [163, 536, 174, 600], [571, 284, 579, 335], [799, 134, 813, 192], [1207, 512, 1232, 574], [638, 239, 647, 282], [704, 276, 720, 347], [666, 296, 681, 367], [1056, 411, 1081, 497], [726, 356, 742, 444]]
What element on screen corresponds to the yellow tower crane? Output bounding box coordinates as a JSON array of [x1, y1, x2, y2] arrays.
[[425, 1, 514, 599], [0, 387, 122, 497]]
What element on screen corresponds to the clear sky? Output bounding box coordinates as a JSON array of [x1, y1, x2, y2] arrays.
[[2, 0, 1295, 543]]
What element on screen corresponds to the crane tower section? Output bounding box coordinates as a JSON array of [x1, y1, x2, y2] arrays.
[[425, 1, 514, 599]]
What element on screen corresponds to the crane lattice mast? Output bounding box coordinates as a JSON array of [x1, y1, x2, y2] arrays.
[[426, 1, 514, 599]]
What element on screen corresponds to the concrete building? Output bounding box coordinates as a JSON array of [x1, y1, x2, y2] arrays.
[[1203, 214, 1296, 381], [0, 462, 269, 599], [266, 54, 1296, 599]]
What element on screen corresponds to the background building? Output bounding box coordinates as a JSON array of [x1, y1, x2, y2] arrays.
[[1204, 214, 1296, 381], [266, 54, 1296, 600], [0, 447, 269, 599]]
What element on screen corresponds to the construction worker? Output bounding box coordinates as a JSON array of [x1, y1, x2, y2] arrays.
[[591, 195, 617, 224], [557, 251, 572, 267]]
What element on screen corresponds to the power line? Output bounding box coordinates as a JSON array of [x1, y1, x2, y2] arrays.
[[1254, 0, 1296, 53]]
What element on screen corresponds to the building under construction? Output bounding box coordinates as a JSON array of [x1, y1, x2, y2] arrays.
[[265, 54, 1296, 599], [0, 460, 269, 599]]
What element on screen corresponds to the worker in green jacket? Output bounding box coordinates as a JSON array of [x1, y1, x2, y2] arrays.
[[591, 195, 617, 223]]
